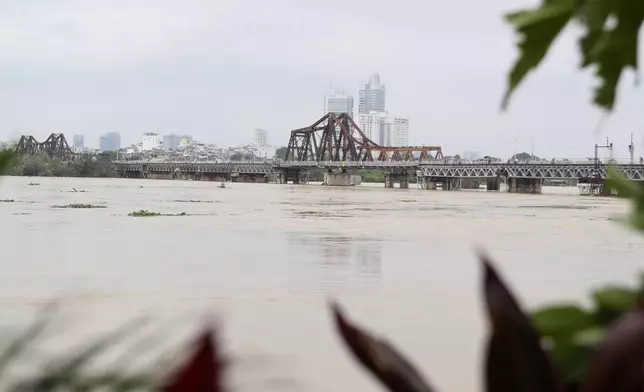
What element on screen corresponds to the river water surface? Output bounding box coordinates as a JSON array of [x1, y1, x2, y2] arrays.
[[0, 176, 643, 391]]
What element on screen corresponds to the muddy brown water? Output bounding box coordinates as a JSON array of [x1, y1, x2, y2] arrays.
[[0, 176, 642, 391]]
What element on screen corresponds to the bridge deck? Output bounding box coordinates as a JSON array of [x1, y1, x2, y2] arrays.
[[112, 161, 644, 180]]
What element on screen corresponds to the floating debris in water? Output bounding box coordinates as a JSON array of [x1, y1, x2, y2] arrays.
[[51, 204, 106, 209], [28, 182, 40, 186], [399, 199, 417, 203], [0, 199, 14, 203], [128, 210, 198, 217], [172, 200, 217, 203]]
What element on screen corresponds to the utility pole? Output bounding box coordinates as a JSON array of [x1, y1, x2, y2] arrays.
[[629, 133, 635, 164], [512, 136, 517, 161], [594, 138, 613, 168]]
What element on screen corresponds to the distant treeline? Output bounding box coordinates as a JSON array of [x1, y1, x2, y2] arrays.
[[3, 152, 118, 177]]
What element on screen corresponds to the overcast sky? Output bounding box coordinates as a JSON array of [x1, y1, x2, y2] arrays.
[[1, 0, 642, 160]]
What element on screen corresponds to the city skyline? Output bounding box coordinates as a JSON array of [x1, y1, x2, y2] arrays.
[[1, 0, 643, 160]]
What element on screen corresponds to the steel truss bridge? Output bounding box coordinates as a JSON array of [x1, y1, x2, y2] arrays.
[[15, 133, 73, 159], [418, 163, 644, 180], [285, 113, 443, 163], [113, 161, 274, 175], [113, 161, 644, 180]]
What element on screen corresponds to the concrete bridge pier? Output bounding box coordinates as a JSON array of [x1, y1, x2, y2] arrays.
[[423, 176, 460, 190], [278, 169, 308, 184], [507, 177, 543, 194], [384, 171, 409, 188], [324, 169, 361, 186]]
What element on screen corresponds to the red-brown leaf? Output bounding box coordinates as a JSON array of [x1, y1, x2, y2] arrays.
[[162, 326, 225, 392], [582, 307, 644, 392], [480, 251, 561, 392], [331, 302, 437, 392]]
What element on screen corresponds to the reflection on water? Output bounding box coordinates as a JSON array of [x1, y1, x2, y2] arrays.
[[288, 233, 382, 288]]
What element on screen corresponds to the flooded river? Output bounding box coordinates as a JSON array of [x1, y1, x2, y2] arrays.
[[0, 176, 642, 391]]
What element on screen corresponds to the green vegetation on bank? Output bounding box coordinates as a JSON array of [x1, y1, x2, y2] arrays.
[[5, 152, 117, 178]]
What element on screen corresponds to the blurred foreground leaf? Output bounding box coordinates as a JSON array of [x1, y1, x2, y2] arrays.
[[0, 151, 16, 175], [331, 302, 437, 392], [502, 0, 644, 111], [532, 304, 594, 337], [479, 251, 560, 392], [605, 166, 644, 231], [162, 326, 225, 392], [583, 307, 644, 392], [8, 317, 148, 391], [501, 0, 578, 109]]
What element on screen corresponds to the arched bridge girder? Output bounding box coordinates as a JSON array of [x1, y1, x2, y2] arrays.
[[283, 113, 443, 164], [15, 133, 73, 159]]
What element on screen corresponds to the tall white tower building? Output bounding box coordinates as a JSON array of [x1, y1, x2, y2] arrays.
[[356, 111, 409, 147], [254, 129, 268, 146], [141, 132, 160, 151], [358, 73, 386, 114], [323, 88, 354, 117]]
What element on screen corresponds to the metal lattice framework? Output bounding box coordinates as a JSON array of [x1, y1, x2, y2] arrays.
[[15, 134, 72, 159], [113, 161, 644, 180], [113, 161, 274, 174], [418, 163, 644, 180], [284, 113, 443, 163]]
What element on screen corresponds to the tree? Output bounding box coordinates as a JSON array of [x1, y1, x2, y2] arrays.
[[275, 146, 288, 159]]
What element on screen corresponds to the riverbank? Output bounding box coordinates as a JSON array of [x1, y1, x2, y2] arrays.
[[2, 152, 117, 178]]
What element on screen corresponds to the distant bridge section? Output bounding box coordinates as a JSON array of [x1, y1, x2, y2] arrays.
[[418, 163, 644, 180], [113, 160, 274, 182], [15, 134, 72, 159]]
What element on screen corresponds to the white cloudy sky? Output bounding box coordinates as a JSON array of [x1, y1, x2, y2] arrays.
[[0, 0, 642, 159]]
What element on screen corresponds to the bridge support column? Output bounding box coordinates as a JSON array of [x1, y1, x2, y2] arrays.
[[384, 173, 394, 188], [497, 177, 507, 192], [399, 173, 410, 189], [384, 171, 409, 189], [324, 170, 361, 186], [508, 177, 542, 194], [443, 178, 460, 191]]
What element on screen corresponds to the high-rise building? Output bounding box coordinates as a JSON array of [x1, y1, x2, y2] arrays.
[[99, 132, 121, 152], [390, 117, 409, 147], [141, 133, 160, 151], [323, 88, 354, 117], [356, 111, 408, 147], [254, 129, 268, 146], [358, 73, 386, 114], [73, 134, 84, 148], [163, 134, 182, 151]]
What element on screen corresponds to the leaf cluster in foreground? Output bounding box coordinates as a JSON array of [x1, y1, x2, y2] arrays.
[[502, 0, 644, 111]]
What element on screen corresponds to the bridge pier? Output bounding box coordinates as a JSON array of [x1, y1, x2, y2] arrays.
[[506, 177, 542, 194], [278, 169, 310, 184], [384, 171, 410, 189], [423, 176, 461, 191], [324, 169, 361, 186], [487, 177, 500, 191]]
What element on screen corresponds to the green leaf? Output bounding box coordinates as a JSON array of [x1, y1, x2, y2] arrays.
[[501, 0, 578, 110], [605, 166, 644, 231], [549, 338, 592, 383], [592, 285, 637, 315], [572, 327, 604, 347], [580, 0, 644, 110], [0, 151, 16, 175], [532, 304, 594, 337]]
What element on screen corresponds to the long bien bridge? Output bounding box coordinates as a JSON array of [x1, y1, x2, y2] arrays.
[[113, 113, 644, 194]]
